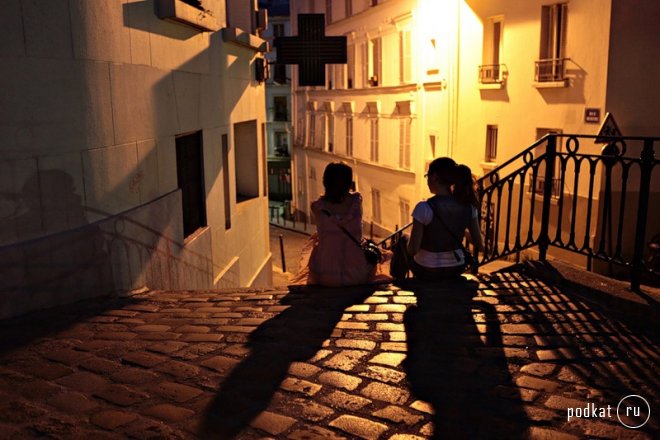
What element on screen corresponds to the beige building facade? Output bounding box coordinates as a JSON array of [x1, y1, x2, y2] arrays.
[[0, 0, 272, 318], [290, 0, 659, 268]]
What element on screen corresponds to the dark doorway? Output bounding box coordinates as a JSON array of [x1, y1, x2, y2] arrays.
[[176, 131, 207, 238]]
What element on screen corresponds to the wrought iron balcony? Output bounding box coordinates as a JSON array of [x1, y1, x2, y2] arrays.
[[478, 64, 504, 84], [535, 58, 568, 82], [528, 176, 562, 198]]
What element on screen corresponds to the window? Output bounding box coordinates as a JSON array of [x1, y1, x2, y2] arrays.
[[370, 118, 379, 162], [309, 166, 317, 201], [327, 65, 334, 89], [308, 111, 315, 147], [273, 64, 287, 83], [399, 118, 411, 170], [359, 42, 369, 88], [347, 44, 355, 88], [399, 30, 411, 84], [327, 114, 335, 153], [429, 134, 437, 158], [371, 188, 381, 223], [485, 125, 498, 162], [274, 131, 288, 156], [345, 0, 352, 18], [326, 0, 332, 24], [221, 134, 231, 229], [335, 64, 345, 89], [273, 23, 285, 37], [346, 116, 353, 156], [399, 198, 410, 228], [369, 38, 382, 86], [537, 3, 567, 82], [234, 120, 260, 201], [531, 128, 562, 197], [480, 17, 503, 83], [317, 113, 326, 149], [273, 96, 288, 121], [297, 117, 304, 145], [176, 131, 207, 237]]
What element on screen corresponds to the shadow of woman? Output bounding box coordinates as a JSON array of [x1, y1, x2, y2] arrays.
[[199, 285, 376, 439], [402, 278, 530, 439]]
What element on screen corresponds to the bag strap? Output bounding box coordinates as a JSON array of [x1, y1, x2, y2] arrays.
[[320, 208, 363, 248], [425, 197, 473, 262]]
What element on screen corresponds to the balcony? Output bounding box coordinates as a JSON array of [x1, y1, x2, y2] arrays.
[[528, 176, 562, 198], [534, 58, 569, 88], [478, 64, 506, 90]]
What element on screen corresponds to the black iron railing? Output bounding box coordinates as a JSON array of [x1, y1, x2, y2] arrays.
[[476, 133, 659, 291], [535, 58, 568, 82], [479, 64, 504, 84], [382, 134, 658, 291]]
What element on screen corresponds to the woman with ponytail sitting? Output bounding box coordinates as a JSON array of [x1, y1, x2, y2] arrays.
[[406, 158, 484, 280]]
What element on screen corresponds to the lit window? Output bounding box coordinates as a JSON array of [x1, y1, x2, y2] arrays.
[[399, 118, 411, 170], [537, 3, 567, 82], [372, 188, 381, 223], [370, 118, 379, 162], [369, 38, 381, 86], [308, 111, 315, 147], [480, 17, 503, 83], [346, 116, 353, 156], [347, 44, 355, 88], [485, 125, 498, 162], [399, 30, 411, 84], [399, 198, 410, 229], [327, 114, 335, 153]]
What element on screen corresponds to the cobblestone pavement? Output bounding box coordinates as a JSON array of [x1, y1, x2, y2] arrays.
[[0, 272, 657, 439]]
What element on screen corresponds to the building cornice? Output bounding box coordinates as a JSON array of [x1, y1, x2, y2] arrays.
[[295, 84, 418, 97]]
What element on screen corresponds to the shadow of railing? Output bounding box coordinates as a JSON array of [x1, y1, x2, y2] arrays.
[[483, 271, 658, 434], [0, 191, 216, 319]]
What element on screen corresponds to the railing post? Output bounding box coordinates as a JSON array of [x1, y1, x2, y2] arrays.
[[279, 234, 287, 273], [538, 134, 557, 261], [631, 139, 654, 292]]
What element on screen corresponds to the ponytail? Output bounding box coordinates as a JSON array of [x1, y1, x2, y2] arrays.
[[452, 164, 479, 207]]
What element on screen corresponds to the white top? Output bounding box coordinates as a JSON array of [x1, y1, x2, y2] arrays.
[[411, 201, 478, 268]]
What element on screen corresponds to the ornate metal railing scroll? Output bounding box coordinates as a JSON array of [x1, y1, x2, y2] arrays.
[[476, 133, 659, 292]]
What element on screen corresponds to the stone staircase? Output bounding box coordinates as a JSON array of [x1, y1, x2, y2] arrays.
[[0, 270, 657, 439]]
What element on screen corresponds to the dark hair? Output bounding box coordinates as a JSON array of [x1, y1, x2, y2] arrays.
[[427, 157, 457, 185], [322, 162, 353, 203], [453, 164, 479, 207], [427, 158, 478, 206]]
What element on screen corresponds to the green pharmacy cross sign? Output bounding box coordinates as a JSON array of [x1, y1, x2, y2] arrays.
[[274, 14, 347, 86]]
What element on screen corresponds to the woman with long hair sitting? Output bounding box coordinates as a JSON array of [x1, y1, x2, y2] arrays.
[[406, 158, 484, 280], [293, 162, 389, 287]]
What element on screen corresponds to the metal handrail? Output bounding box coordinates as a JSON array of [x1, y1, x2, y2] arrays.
[[377, 222, 412, 248], [476, 133, 658, 292]]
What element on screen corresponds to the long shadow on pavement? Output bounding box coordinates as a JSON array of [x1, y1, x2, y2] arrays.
[[403, 278, 531, 439], [0, 295, 141, 357], [200, 285, 376, 439]]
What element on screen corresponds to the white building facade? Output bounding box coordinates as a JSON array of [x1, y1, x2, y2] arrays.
[[0, 0, 273, 318], [289, 0, 659, 266]]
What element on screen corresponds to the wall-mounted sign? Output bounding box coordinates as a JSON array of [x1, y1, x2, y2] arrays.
[[585, 108, 600, 124]]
